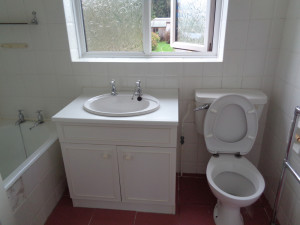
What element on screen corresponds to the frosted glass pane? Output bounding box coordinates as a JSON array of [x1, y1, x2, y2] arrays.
[[81, 0, 143, 52], [176, 0, 207, 45]]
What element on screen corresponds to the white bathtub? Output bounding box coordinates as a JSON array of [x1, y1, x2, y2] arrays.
[[0, 120, 66, 225]]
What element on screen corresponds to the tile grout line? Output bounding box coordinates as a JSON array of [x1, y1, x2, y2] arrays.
[[133, 211, 138, 225], [87, 209, 95, 225]]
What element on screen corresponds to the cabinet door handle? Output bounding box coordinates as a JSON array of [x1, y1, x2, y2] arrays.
[[124, 154, 133, 160], [102, 153, 110, 159]]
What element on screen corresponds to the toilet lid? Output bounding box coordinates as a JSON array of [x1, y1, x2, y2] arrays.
[[204, 94, 258, 155]]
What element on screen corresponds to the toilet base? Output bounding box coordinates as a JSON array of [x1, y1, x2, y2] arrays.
[[213, 201, 244, 225]]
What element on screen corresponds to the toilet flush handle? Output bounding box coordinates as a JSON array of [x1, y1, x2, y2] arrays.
[[194, 103, 210, 111]]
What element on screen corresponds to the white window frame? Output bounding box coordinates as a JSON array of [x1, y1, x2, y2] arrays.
[[170, 0, 216, 52], [68, 0, 228, 62]]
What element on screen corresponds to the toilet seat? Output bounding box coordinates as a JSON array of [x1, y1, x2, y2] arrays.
[[204, 95, 258, 155]]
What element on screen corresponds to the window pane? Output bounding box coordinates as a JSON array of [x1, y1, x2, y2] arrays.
[[176, 0, 207, 45], [81, 0, 143, 52], [151, 0, 174, 52]]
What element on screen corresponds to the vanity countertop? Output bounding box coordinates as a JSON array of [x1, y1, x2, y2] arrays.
[[52, 88, 179, 126]]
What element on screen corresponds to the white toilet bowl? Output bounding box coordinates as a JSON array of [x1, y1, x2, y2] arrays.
[[206, 154, 265, 225]]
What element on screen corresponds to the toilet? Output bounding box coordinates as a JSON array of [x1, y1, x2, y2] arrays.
[[194, 89, 267, 225]]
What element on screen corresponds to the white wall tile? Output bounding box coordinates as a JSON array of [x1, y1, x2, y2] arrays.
[[126, 64, 147, 77], [227, 0, 251, 21], [0, 0, 9, 22], [202, 76, 222, 88], [273, 0, 289, 19], [41, 76, 59, 97], [43, 0, 66, 24], [48, 24, 69, 51], [1, 51, 21, 74], [52, 52, 73, 75], [89, 75, 109, 88], [183, 63, 203, 76], [268, 19, 285, 49], [35, 52, 55, 74], [164, 76, 179, 88], [180, 77, 203, 100], [4, 0, 27, 22], [241, 77, 262, 89], [286, 0, 300, 19], [222, 77, 242, 89], [146, 63, 165, 76], [203, 63, 223, 76], [146, 76, 164, 89], [181, 144, 198, 162], [19, 52, 37, 75], [222, 50, 245, 77], [164, 63, 183, 77], [90, 63, 108, 76], [182, 123, 198, 144], [264, 50, 279, 77], [246, 19, 272, 50], [251, 0, 275, 19], [72, 62, 91, 76], [225, 20, 249, 50], [29, 26, 51, 51], [243, 50, 266, 77]]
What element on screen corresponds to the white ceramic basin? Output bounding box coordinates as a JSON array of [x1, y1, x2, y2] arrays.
[[83, 93, 160, 117]]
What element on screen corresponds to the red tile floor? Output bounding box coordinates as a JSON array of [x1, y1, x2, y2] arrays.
[[46, 175, 273, 225]]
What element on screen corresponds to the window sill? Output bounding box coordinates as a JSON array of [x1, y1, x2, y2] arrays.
[[71, 55, 224, 63]]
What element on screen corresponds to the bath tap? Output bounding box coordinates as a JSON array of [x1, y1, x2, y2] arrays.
[[15, 110, 26, 125], [30, 110, 44, 130], [110, 80, 118, 96], [131, 80, 143, 101]]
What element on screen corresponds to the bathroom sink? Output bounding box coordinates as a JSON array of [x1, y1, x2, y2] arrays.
[[83, 93, 160, 117]]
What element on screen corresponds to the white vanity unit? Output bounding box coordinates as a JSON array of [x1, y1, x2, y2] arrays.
[[52, 89, 178, 214]]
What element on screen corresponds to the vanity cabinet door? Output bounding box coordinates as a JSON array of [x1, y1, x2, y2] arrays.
[[61, 143, 121, 202], [117, 146, 176, 205]]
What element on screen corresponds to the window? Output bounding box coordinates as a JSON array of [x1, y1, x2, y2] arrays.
[[71, 0, 228, 60]]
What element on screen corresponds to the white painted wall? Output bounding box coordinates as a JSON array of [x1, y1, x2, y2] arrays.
[[0, 174, 16, 225], [259, 0, 300, 224]]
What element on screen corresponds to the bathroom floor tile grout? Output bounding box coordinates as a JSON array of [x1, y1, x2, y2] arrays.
[[133, 211, 138, 225]]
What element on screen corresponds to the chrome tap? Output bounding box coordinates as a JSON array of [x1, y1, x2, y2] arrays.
[[15, 110, 26, 125], [110, 80, 118, 96], [131, 80, 143, 101], [30, 110, 44, 130]]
